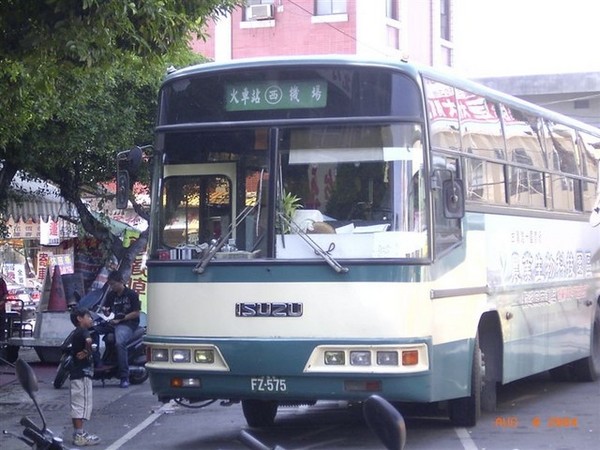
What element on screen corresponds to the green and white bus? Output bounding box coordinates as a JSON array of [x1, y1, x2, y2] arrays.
[[139, 56, 600, 427]]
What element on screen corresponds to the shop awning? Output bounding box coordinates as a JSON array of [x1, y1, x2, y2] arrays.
[[5, 198, 72, 222], [4, 173, 76, 223]]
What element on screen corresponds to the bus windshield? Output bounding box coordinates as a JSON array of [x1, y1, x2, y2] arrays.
[[157, 122, 428, 260]]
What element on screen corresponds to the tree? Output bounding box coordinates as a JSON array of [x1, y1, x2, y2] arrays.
[[0, 0, 242, 277]]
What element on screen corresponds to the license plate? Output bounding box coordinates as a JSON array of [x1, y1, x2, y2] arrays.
[[250, 376, 287, 392]]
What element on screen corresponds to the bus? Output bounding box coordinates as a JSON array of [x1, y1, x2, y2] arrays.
[[133, 56, 600, 428]]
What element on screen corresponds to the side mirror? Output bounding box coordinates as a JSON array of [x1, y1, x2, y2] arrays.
[[115, 145, 150, 209], [16, 358, 48, 432], [16, 358, 39, 398], [127, 146, 143, 177], [442, 178, 465, 219], [590, 194, 600, 227], [363, 395, 407, 450], [116, 169, 130, 209]]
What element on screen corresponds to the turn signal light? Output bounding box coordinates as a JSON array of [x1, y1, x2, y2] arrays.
[[401, 350, 418, 366]]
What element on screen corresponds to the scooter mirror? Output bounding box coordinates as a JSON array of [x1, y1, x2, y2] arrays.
[[15, 358, 47, 432], [15, 358, 39, 399], [363, 395, 407, 450]]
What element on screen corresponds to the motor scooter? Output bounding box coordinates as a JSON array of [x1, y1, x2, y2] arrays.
[[3, 358, 68, 449], [53, 311, 147, 389]]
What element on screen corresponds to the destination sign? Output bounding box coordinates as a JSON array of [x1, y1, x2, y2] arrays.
[[225, 80, 327, 111]]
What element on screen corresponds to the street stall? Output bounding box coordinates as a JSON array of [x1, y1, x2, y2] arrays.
[[2, 177, 149, 363], [1, 177, 79, 362]]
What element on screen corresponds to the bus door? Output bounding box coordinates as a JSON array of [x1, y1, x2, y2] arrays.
[[161, 163, 237, 249]]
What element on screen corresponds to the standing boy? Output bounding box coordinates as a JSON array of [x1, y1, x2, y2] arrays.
[[69, 308, 100, 446]]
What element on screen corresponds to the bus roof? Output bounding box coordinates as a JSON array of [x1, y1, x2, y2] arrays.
[[163, 54, 420, 82], [162, 55, 600, 138]]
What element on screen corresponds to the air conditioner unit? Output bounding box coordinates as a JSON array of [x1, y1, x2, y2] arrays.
[[247, 4, 274, 21]]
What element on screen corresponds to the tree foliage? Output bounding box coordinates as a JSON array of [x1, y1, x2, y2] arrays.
[[0, 0, 241, 275]]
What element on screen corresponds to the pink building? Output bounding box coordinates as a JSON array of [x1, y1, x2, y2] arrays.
[[192, 0, 454, 68]]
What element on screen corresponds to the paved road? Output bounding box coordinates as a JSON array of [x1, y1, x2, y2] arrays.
[[1, 349, 599, 449]]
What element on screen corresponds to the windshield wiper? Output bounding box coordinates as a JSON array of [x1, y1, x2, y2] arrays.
[[277, 212, 349, 274], [193, 204, 257, 274]]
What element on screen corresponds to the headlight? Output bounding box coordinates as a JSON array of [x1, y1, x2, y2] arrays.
[[324, 350, 345, 365], [172, 349, 191, 363], [350, 351, 371, 366], [377, 351, 399, 366], [151, 348, 169, 362], [194, 349, 215, 364]]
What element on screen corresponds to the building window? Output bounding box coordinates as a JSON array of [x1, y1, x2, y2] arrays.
[[315, 0, 347, 16], [440, 0, 451, 41], [386, 0, 399, 20]]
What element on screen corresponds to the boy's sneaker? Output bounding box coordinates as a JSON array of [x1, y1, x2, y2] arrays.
[[120, 378, 130, 388], [73, 432, 101, 446]]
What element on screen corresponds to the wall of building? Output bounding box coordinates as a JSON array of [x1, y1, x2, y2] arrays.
[[191, 21, 216, 60], [520, 93, 600, 129], [193, 1, 358, 61], [190, 0, 448, 67], [354, 1, 398, 58], [405, 0, 434, 65], [235, 2, 356, 58]]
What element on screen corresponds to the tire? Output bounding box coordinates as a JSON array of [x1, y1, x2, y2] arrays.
[[242, 400, 278, 428], [53, 356, 71, 389], [571, 306, 600, 382], [129, 367, 149, 385], [448, 336, 482, 427], [480, 360, 497, 413]]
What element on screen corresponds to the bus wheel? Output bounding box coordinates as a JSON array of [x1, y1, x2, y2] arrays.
[[448, 337, 482, 427], [571, 306, 600, 382], [242, 400, 278, 427], [480, 347, 497, 412]]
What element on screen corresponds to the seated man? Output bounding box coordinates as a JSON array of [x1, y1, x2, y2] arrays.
[[102, 271, 141, 388]]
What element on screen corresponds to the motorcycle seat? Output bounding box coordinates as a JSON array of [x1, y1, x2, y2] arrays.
[[102, 326, 144, 345], [131, 327, 145, 341]]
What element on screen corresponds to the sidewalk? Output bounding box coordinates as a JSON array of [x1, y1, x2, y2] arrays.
[[0, 347, 69, 414], [1, 346, 159, 450]]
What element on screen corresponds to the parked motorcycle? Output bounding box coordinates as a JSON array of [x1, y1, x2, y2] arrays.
[[3, 358, 68, 449], [239, 395, 407, 450], [53, 311, 147, 389]]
